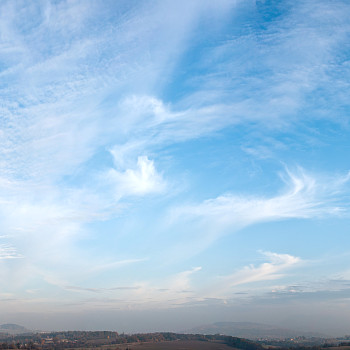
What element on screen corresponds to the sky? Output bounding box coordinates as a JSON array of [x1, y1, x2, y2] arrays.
[[0, 0, 350, 335]]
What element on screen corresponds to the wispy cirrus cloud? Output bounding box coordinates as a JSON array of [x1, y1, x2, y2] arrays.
[[163, 168, 350, 260], [0, 243, 23, 260], [170, 168, 350, 228], [199, 251, 302, 302], [223, 252, 301, 288], [91, 258, 149, 273], [64, 285, 141, 294]]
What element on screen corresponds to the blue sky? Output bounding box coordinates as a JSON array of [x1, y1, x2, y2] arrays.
[[1, 0, 350, 334]]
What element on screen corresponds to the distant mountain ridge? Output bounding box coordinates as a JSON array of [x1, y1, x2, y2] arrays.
[[185, 322, 327, 340], [0, 324, 31, 335]]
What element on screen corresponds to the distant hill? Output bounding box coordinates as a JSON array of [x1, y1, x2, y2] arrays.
[[184, 322, 327, 340], [0, 324, 32, 335]]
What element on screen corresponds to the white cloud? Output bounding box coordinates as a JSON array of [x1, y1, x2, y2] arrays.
[[224, 252, 300, 287], [107, 95, 241, 165], [91, 258, 148, 272], [170, 168, 349, 231], [199, 251, 302, 301], [107, 155, 166, 198], [169, 266, 202, 292], [0, 243, 23, 259], [161, 168, 350, 260]]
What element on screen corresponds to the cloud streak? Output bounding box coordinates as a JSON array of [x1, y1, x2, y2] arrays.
[[170, 168, 350, 230], [223, 252, 301, 287], [0, 244, 23, 260], [161, 168, 350, 262]]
